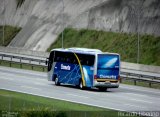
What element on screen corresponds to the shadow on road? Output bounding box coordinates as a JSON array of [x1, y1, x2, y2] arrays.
[[48, 82, 119, 93]]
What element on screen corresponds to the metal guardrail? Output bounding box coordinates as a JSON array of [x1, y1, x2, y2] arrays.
[[0, 53, 47, 72], [0, 53, 160, 87], [120, 71, 160, 87]]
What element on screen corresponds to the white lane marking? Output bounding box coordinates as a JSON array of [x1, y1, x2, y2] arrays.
[[20, 86, 41, 91], [125, 93, 148, 97], [0, 71, 47, 83], [124, 104, 147, 109], [128, 98, 153, 104], [67, 94, 89, 99], [0, 67, 47, 78], [78, 90, 99, 95], [110, 93, 154, 104], [33, 82, 45, 86], [34, 78, 46, 81], [125, 93, 160, 102], [0, 72, 16, 76], [0, 77, 14, 81], [0, 88, 125, 111]]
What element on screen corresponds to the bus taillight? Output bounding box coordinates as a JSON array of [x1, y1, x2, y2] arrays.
[[94, 75, 97, 79], [118, 75, 120, 81]]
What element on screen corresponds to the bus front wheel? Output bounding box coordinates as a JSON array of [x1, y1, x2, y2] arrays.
[[55, 77, 60, 86]]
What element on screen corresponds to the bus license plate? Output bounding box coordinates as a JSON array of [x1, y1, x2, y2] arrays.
[[105, 81, 110, 84]]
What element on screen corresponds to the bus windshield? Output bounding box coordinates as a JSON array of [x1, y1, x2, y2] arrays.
[[97, 54, 120, 79]]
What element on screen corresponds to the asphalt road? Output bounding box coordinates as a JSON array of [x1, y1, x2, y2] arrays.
[[0, 66, 160, 111]]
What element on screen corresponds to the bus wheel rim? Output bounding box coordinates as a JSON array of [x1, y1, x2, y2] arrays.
[[80, 82, 82, 89], [55, 78, 58, 84]]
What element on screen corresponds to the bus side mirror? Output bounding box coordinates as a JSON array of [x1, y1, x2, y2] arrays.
[[46, 58, 49, 65]]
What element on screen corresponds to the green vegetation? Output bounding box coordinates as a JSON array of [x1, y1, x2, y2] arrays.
[[48, 28, 160, 66], [0, 89, 123, 117], [0, 25, 21, 46], [16, 0, 25, 8]]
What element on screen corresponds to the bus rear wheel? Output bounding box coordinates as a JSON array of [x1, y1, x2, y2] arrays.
[[55, 77, 60, 86]]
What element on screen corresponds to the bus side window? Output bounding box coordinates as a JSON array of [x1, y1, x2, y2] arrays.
[[86, 55, 95, 66], [61, 57, 65, 63], [66, 58, 71, 63], [80, 58, 85, 65], [67, 53, 76, 64], [69, 57, 74, 64], [86, 60, 89, 66]]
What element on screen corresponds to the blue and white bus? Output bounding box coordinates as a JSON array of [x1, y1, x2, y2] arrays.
[[47, 48, 120, 91]]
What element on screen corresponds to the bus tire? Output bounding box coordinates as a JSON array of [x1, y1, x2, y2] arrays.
[[98, 87, 107, 91], [55, 77, 60, 86]]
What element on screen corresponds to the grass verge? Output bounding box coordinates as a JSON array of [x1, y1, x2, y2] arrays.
[[0, 89, 124, 117], [0, 25, 21, 46], [48, 28, 160, 66]]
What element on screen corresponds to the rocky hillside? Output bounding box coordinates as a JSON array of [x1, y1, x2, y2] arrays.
[[71, 0, 160, 35], [0, 0, 159, 51]]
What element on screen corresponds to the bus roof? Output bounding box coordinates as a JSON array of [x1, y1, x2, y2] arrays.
[[103, 52, 120, 56], [51, 47, 102, 55], [50, 48, 120, 56]]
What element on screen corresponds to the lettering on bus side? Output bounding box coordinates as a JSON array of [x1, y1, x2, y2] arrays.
[[61, 64, 71, 70]]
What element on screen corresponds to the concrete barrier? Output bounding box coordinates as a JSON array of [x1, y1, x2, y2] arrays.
[[121, 62, 160, 74], [0, 46, 49, 58]]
